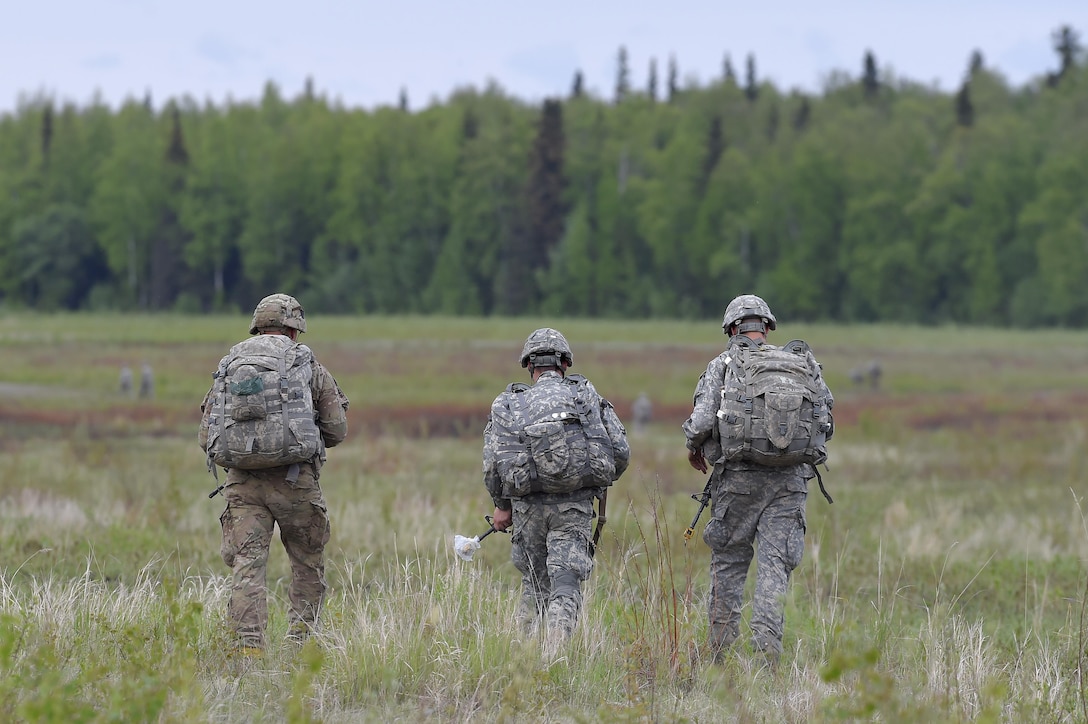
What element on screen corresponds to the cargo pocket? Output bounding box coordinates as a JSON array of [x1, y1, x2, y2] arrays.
[[783, 508, 806, 572], [229, 372, 267, 421], [525, 421, 571, 483], [702, 506, 731, 549], [303, 499, 331, 552], [764, 391, 802, 450], [219, 506, 237, 568]]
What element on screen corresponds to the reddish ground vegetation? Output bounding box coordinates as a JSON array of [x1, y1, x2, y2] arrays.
[[1, 390, 1083, 444]]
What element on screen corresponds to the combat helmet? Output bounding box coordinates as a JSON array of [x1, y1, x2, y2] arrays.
[[249, 293, 307, 335], [722, 294, 777, 335], [519, 327, 573, 369]]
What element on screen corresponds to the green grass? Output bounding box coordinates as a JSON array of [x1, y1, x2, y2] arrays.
[[1, 313, 1087, 721]]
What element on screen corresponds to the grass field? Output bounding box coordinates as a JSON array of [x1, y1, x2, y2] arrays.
[[1, 313, 1087, 722]]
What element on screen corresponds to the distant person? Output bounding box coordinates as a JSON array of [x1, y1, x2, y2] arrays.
[[632, 392, 653, 433], [119, 366, 133, 396], [682, 294, 834, 669], [482, 328, 630, 651], [138, 363, 154, 399], [849, 366, 865, 387], [866, 359, 882, 390], [199, 293, 349, 653]]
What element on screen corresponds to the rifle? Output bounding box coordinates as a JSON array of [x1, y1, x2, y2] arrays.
[[592, 489, 608, 550], [684, 479, 712, 542]]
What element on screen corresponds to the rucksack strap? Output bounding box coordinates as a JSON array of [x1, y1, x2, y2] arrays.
[[213, 366, 232, 467], [813, 465, 833, 504], [278, 349, 291, 459], [510, 391, 540, 490]]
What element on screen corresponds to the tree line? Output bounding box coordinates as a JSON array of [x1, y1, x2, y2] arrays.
[[0, 27, 1085, 325]]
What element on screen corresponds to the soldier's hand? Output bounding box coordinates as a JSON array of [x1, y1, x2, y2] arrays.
[[491, 506, 513, 531], [688, 448, 708, 474]]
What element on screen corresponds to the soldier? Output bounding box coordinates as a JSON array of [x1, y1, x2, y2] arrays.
[[632, 392, 653, 433], [119, 366, 133, 396], [138, 362, 154, 399], [682, 294, 834, 668], [866, 359, 883, 390], [483, 328, 630, 650], [198, 293, 349, 652]]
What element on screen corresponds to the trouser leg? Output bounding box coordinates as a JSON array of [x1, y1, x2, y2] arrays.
[[750, 490, 806, 660], [221, 501, 275, 648], [278, 496, 331, 637], [544, 500, 594, 645], [511, 502, 549, 634], [704, 515, 752, 658]]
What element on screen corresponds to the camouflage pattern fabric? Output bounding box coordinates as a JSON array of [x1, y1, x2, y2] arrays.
[[219, 462, 331, 648], [199, 350, 348, 457], [204, 335, 323, 470], [199, 334, 349, 648], [510, 497, 595, 642], [683, 338, 833, 472], [483, 370, 629, 644], [484, 371, 629, 508], [683, 335, 833, 660], [702, 466, 808, 657]]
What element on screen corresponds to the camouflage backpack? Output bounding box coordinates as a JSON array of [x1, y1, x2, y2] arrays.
[[490, 374, 617, 497], [717, 338, 831, 467], [205, 334, 323, 470]]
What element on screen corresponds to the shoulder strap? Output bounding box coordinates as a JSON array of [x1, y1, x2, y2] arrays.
[[781, 339, 812, 356]]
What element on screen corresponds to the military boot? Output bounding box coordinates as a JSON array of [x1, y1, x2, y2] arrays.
[[751, 634, 783, 673], [706, 621, 740, 663]]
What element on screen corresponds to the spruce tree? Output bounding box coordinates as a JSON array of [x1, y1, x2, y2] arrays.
[[744, 54, 758, 102], [766, 103, 780, 141], [615, 46, 631, 103], [968, 50, 984, 76], [1052, 25, 1082, 83], [955, 81, 974, 127], [571, 70, 585, 99], [722, 53, 736, 84], [793, 95, 811, 132], [862, 51, 879, 98], [507, 98, 567, 311], [165, 104, 189, 168], [668, 55, 679, 102], [648, 58, 658, 103], [699, 115, 724, 195], [41, 103, 53, 165]]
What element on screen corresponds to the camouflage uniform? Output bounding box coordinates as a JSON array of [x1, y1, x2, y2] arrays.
[[683, 336, 833, 660], [484, 369, 630, 643], [199, 299, 349, 650]]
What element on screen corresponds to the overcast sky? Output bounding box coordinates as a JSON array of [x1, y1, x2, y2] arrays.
[[2, 0, 1084, 113]]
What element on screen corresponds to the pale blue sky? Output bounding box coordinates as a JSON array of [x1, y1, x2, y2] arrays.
[[2, 0, 1084, 112]]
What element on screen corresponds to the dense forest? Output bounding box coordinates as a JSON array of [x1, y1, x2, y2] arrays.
[[0, 28, 1085, 325]]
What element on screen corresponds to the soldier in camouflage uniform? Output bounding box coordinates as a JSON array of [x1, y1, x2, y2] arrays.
[[199, 293, 349, 650], [483, 328, 630, 648], [682, 295, 834, 667]]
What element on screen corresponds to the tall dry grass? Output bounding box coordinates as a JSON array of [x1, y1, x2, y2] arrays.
[[0, 316, 1087, 720]]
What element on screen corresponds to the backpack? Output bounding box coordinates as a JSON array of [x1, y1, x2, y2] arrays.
[[490, 374, 616, 497], [716, 338, 831, 467], [205, 335, 323, 470]]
